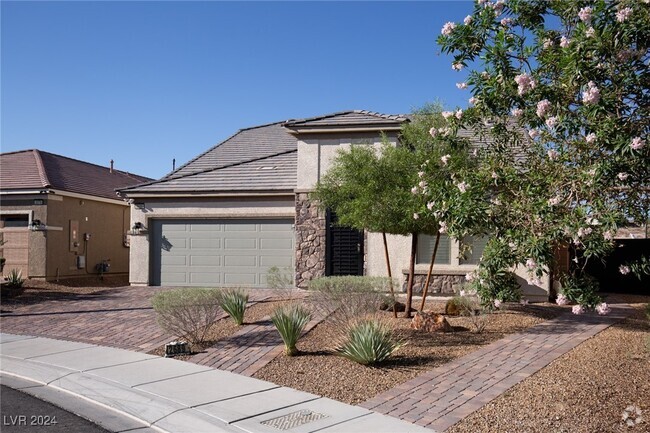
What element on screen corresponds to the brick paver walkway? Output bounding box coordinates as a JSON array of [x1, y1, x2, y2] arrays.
[[0, 286, 273, 354], [190, 309, 326, 376], [360, 304, 633, 432]]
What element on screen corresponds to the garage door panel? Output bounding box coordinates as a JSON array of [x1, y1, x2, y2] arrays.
[[225, 238, 257, 249], [191, 273, 222, 284], [153, 219, 293, 287], [190, 256, 221, 266], [191, 238, 222, 249]]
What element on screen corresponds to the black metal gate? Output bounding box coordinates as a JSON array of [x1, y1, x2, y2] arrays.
[[326, 210, 364, 276]]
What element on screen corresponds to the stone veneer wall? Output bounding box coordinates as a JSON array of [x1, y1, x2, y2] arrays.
[[403, 273, 465, 295], [295, 193, 326, 288]]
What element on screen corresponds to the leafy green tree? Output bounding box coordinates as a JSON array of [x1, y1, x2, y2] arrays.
[[432, 0, 649, 306]]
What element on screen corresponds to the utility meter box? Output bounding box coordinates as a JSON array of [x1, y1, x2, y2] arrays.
[[76, 255, 85, 269]]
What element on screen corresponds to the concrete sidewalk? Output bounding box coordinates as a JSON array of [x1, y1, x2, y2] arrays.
[[0, 333, 433, 433]]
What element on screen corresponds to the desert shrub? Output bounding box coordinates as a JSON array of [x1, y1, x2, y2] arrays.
[[467, 308, 490, 334], [216, 288, 249, 325], [466, 269, 521, 306], [151, 288, 222, 344], [266, 266, 297, 300], [559, 274, 601, 308], [335, 318, 402, 365], [445, 296, 473, 316], [308, 276, 393, 326], [4, 268, 24, 288], [271, 303, 311, 356]]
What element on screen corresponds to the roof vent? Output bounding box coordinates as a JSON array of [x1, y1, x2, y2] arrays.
[[258, 166, 276, 170]]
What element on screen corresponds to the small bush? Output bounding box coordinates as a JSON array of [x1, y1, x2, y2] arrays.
[[466, 269, 521, 306], [216, 288, 249, 325], [271, 303, 311, 356], [266, 266, 297, 299], [445, 296, 474, 316], [467, 308, 489, 334], [559, 274, 601, 308], [335, 318, 402, 365], [308, 276, 393, 326], [151, 288, 222, 344], [1, 268, 25, 298]]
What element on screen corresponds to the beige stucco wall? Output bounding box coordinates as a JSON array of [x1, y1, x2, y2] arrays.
[[128, 196, 295, 286], [0, 193, 130, 280], [45, 194, 130, 279]]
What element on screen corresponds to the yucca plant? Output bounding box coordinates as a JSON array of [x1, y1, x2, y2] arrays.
[[216, 288, 249, 325], [271, 304, 311, 356], [1, 268, 25, 298], [336, 318, 402, 365]]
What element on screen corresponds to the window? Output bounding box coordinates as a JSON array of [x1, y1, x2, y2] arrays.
[[460, 236, 489, 265], [0, 215, 29, 228], [417, 233, 451, 265]]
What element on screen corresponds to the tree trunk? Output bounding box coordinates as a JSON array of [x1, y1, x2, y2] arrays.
[[382, 232, 397, 318], [404, 232, 418, 318], [420, 232, 441, 312]]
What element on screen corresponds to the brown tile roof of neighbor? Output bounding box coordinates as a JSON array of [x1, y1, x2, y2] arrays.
[[0, 149, 152, 200], [284, 110, 408, 129]]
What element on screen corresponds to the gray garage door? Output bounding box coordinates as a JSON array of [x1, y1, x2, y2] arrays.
[[151, 219, 294, 287]]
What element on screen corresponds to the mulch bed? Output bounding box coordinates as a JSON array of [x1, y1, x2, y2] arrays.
[[253, 299, 566, 405]]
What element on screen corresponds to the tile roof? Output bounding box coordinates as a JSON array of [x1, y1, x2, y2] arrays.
[[120, 151, 297, 194], [120, 110, 406, 195], [284, 110, 408, 129], [0, 149, 152, 200]]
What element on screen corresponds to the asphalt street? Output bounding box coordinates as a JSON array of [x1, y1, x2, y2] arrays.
[[1, 385, 110, 433]]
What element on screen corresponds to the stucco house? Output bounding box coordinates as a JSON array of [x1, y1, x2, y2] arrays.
[[0, 149, 151, 280], [120, 110, 553, 300]]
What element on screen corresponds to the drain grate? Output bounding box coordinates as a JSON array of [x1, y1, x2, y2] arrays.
[[261, 410, 328, 430]]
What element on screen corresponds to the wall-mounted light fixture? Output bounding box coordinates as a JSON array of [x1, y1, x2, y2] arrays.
[[30, 219, 46, 231], [128, 221, 148, 235]]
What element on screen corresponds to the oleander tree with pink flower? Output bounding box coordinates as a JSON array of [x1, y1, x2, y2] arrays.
[[428, 0, 649, 307]]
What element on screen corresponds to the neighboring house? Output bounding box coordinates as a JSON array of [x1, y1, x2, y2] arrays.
[[119, 110, 554, 300], [0, 150, 151, 280]]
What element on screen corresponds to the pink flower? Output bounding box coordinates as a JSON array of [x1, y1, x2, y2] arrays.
[[572, 305, 585, 315], [616, 7, 632, 22], [438, 221, 448, 233], [514, 73, 536, 95], [455, 109, 463, 120], [413, 213, 420, 220], [528, 128, 540, 139], [417, 171, 425, 178], [500, 18, 513, 27], [560, 36, 570, 48], [525, 258, 536, 269], [578, 6, 593, 23], [511, 107, 523, 117], [536, 99, 551, 118], [440, 154, 451, 165], [603, 230, 614, 241], [617, 172, 629, 181], [452, 62, 464, 71], [457, 181, 469, 193], [585, 133, 597, 144], [585, 27, 595, 38], [577, 227, 593, 238], [595, 303, 611, 315], [543, 39, 553, 49], [630, 137, 645, 150], [545, 116, 559, 129], [469, 97, 479, 106], [556, 294, 569, 306], [464, 15, 473, 25], [411, 186, 418, 194], [418, 180, 427, 189], [456, 82, 468, 90], [582, 81, 600, 104], [441, 22, 457, 36], [442, 111, 454, 119], [491, 171, 498, 179], [465, 272, 476, 282], [547, 149, 559, 160], [494, 299, 502, 309], [619, 265, 630, 275], [429, 127, 438, 138], [427, 201, 435, 210]]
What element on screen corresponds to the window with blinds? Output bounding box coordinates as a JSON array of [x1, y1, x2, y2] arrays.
[[460, 236, 489, 265], [416, 234, 451, 264]]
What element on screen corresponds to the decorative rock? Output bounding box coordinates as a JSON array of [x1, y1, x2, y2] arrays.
[[410, 312, 452, 333]]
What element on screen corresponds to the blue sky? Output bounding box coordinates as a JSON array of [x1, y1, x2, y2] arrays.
[[2, 1, 476, 179]]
